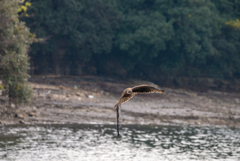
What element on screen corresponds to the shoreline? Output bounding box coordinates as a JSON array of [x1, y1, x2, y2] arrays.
[[0, 75, 240, 127]]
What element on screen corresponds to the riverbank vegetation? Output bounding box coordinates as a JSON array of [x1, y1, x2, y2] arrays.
[[1, 0, 240, 106], [0, 0, 34, 104], [24, 0, 240, 82]]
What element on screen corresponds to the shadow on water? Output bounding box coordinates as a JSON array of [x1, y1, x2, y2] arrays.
[[0, 124, 240, 161]]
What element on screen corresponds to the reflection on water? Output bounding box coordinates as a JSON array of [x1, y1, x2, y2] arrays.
[[0, 124, 240, 161]]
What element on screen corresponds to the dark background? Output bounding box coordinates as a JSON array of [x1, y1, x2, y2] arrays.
[[23, 0, 240, 89]]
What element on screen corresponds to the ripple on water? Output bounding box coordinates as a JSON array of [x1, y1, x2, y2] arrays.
[[0, 124, 240, 161]]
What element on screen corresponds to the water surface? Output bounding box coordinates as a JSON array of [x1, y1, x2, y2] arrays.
[[0, 124, 240, 161]]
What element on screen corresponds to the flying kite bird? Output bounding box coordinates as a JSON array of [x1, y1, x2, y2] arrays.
[[114, 85, 166, 136]]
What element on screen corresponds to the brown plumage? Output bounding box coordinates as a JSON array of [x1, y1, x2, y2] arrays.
[[114, 85, 165, 136]]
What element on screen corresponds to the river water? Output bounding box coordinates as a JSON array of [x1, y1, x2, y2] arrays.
[[0, 124, 239, 161]]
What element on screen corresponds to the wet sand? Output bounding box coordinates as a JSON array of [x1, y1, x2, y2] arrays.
[[0, 75, 240, 127]]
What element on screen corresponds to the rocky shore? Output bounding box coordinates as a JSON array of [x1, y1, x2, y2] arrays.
[[0, 75, 240, 127]]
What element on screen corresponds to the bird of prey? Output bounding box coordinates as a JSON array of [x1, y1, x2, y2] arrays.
[[114, 85, 165, 136]]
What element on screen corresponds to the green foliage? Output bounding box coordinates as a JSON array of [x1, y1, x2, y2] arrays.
[[0, 0, 33, 104], [25, 0, 120, 75], [160, 0, 222, 76], [24, 0, 240, 79], [18, 0, 31, 14], [0, 84, 3, 90], [226, 19, 240, 29]]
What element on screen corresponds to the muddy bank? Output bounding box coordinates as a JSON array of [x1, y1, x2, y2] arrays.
[[0, 75, 240, 127]]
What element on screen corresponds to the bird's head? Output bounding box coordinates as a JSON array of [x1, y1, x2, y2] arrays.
[[125, 88, 132, 94]]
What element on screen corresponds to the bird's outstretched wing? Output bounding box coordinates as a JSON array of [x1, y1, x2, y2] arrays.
[[132, 85, 165, 94], [114, 85, 165, 136], [121, 93, 136, 104], [114, 93, 135, 108]]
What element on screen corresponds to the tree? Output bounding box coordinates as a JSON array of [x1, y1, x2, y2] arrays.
[[0, 0, 34, 104], [25, 0, 120, 75], [24, 0, 240, 80], [159, 0, 221, 77], [211, 0, 240, 78]]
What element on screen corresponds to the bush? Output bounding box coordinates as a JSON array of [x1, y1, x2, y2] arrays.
[[0, 84, 3, 90], [0, 0, 33, 104]]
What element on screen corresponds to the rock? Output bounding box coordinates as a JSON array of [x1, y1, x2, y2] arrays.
[[195, 121, 201, 125], [88, 95, 94, 99], [15, 113, 24, 119], [19, 120, 25, 124], [11, 103, 15, 108], [51, 94, 62, 100], [59, 85, 64, 89], [75, 92, 86, 97], [29, 112, 36, 117], [66, 93, 71, 97]]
